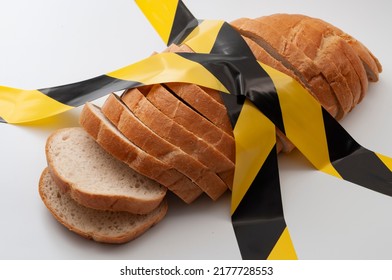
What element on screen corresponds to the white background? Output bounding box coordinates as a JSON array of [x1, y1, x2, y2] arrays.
[[0, 0, 392, 260]]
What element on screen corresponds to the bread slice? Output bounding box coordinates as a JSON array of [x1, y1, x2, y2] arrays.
[[165, 82, 234, 135], [101, 93, 225, 201], [164, 44, 234, 135], [121, 87, 232, 193], [79, 102, 203, 203], [145, 84, 235, 163], [46, 127, 166, 214], [39, 168, 168, 244]]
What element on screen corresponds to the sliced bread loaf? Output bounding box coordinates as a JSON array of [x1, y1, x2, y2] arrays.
[[79, 102, 201, 203], [231, 17, 344, 119], [101, 93, 219, 202], [254, 14, 361, 112], [165, 82, 233, 136], [164, 44, 234, 135], [46, 127, 166, 214], [275, 14, 366, 104], [145, 84, 235, 163], [295, 14, 382, 82], [231, 15, 382, 119], [121, 87, 234, 191], [39, 168, 168, 244]]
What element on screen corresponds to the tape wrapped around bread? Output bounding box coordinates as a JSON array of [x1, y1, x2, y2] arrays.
[[1, 0, 390, 260]]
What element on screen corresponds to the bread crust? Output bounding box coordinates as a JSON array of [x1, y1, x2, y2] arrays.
[[256, 14, 362, 115], [39, 168, 168, 244], [164, 44, 234, 135], [232, 13, 382, 120], [102, 93, 229, 201], [302, 15, 382, 82], [231, 17, 342, 119], [295, 15, 368, 103], [122, 87, 233, 192], [146, 84, 235, 163], [80, 103, 203, 204]]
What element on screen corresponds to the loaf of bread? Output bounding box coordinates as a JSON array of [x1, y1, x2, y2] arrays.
[[231, 14, 382, 151], [39, 13, 382, 244], [162, 16, 382, 153]]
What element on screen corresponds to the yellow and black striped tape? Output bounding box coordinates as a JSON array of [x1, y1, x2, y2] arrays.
[[1, 0, 391, 260], [138, 0, 392, 258]]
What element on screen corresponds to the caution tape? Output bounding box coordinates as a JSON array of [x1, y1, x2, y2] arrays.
[[1, 0, 392, 260]]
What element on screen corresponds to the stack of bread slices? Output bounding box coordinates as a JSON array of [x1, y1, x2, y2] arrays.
[[39, 14, 381, 244], [39, 69, 236, 244]]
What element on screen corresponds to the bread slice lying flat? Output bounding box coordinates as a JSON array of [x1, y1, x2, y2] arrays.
[[39, 168, 168, 244], [46, 127, 166, 214], [80, 102, 203, 203]]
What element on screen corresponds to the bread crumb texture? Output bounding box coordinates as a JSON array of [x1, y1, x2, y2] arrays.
[[47, 128, 165, 198], [39, 168, 167, 242]]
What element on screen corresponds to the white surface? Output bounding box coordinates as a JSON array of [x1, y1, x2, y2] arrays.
[[0, 0, 392, 260]]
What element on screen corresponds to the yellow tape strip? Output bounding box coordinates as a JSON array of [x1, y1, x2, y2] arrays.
[[107, 52, 229, 93], [261, 62, 342, 179], [267, 226, 298, 260], [376, 153, 392, 171], [0, 86, 73, 123], [183, 20, 225, 53], [135, 0, 179, 45], [231, 99, 276, 215]]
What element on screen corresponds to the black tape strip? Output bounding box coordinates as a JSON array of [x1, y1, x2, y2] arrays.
[[39, 75, 141, 107], [321, 109, 360, 162], [322, 109, 392, 196], [179, 22, 286, 133], [232, 144, 286, 260], [219, 93, 245, 128], [177, 52, 286, 133], [168, 1, 199, 46], [210, 22, 253, 56]]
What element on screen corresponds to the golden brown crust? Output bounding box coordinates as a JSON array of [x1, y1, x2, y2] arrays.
[[79, 102, 197, 199], [102, 93, 219, 203], [122, 87, 231, 197], [164, 44, 234, 135], [231, 17, 342, 119], [306, 15, 382, 82], [146, 84, 235, 163], [166, 82, 234, 135], [296, 16, 368, 104], [232, 14, 382, 120], [270, 15, 358, 114]]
